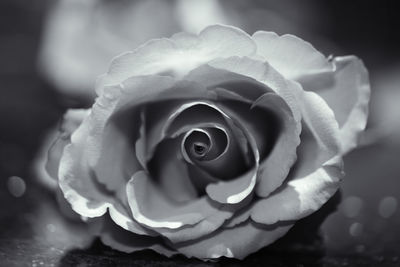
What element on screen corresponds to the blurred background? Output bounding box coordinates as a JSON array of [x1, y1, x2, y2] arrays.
[[0, 0, 399, 266]]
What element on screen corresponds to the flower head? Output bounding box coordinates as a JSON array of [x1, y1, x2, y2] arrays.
[[47, 25, 370, 260]]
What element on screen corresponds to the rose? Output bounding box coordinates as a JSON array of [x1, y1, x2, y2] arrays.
[[46, 25, 370, 260]]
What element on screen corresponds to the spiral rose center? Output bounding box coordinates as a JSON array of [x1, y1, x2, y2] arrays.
[[193, 143, 207, 156], [182, 127, 229, 165], [184, 130, 211, 160]]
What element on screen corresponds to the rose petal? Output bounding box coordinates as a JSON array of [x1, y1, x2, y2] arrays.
[[217, 100, 277, 160], [57, 78, 179, 234], [126, 171, 233, 230], [96, 24, 256, 92], [163, 102, 230, 145], [223, 206, 253, 229], [252, 93, 301, 197], [135, 149, 240, 244], [184, 64, 271, 101], [297, 90, 342, 164], [208, 56, 302, 123], [309, 56, 370, 154], [97, 214, 178, 257], [59, 125, 153, 236], [206, 167, 257, 204], [252, 31, 334, 80], [211, 93, 300, 198], [80, 75, 178, 192], [175, 220, 293, 260], [204, 108, 260, 204], [109, 200, 156, 236], [59, 139, 142, 232], [148, 137, 199, 202], [46, 109, 90, 179], [135, 110, 147, 169], [92, 113, 142, 192], [58, 115, 112, 218], [251, 156, 343, 225], [154, 196, 240, 244]]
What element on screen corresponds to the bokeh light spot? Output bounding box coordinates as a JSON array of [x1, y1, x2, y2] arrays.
[[7, 176, 26, 197], [349, 222, 363, 237], [378, 196, 398, 218], [342, 196, 363, 218]]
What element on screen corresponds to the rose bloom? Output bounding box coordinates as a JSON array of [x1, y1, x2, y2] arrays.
[[46, 25, 370, 260]]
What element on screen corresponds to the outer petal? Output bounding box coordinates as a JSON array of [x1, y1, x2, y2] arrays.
[[63, 75, 176, 197], [247, 88, 343, 224], [310, 56, 370, 154], [297, 90, 342, 165], [174, 220, 293, 260], [57, 76, 178, 234], [46, 109, 90, 179], [96, 24, 256, 92], [252, 32, 370, 154], [251, 156, 343, 225], [252, 31, 334, 80], [97, 215, 178, 257], [58, 122, 152, 235]]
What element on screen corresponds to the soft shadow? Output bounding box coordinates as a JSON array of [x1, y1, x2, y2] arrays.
[[58, 239, 214, 267]]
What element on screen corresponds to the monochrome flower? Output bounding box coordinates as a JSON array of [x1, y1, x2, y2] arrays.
[[46, 25, 370, 260]]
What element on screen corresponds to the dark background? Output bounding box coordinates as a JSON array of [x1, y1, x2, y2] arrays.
[[1, 0, 399, 266]]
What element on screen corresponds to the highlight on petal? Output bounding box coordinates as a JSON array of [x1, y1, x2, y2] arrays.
[[175, 220, 293, 260], [203, 110, 260, 204], [58, 142, 113, 218], [310, 56, 370, 154], [96, 24, 256, 92], [252, 31, 334, 80], [157, 206, 234, 244], [57, 98, 120, 218], [206, 167, 257, 204], [297, 89, 342, 164], [251, 156, 343, 225], [126, 171, 231, 230]]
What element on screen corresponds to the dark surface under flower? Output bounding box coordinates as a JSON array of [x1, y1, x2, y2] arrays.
[[46, 25, 370, 260]]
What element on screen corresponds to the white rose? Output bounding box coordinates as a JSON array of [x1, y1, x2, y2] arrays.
[[47, 25, 370, 260]]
